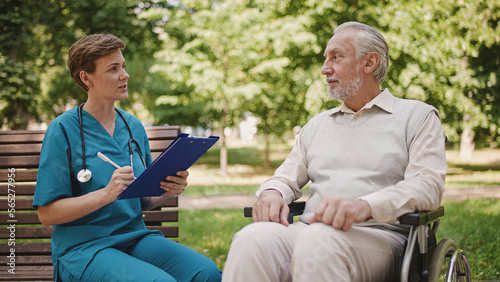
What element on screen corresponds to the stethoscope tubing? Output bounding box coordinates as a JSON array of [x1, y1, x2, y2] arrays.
[[77, 103, 145, 183]]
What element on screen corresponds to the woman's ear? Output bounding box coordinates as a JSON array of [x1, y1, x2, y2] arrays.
[[363, 53, 380, 74], [80, 71, 92, 88]]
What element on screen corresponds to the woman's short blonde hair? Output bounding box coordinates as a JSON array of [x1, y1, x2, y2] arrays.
[[68, 34, 125, 92]]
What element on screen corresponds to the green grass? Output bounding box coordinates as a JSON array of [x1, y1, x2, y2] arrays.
[[178, 198, 500, 279], [196, 145, 292, 168], [184, 184, 259, 197], [438, 198, 500, 281], [177, 209, 252, 270]]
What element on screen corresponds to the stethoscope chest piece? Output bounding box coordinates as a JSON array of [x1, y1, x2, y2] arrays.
[[77, 168, 92, 183], [77, 103, 145, 184]]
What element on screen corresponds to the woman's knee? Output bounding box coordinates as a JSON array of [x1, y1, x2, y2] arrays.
[[80, 248, 177, 282], [191, 260, 222, 282]]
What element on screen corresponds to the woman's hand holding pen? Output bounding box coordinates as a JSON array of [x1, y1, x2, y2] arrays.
[[160, 171, 189, 197], [38, 166, 135, 226], [103, 166, 135, 201]]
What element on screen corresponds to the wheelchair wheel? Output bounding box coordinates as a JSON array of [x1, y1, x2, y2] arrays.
[[429, 238, 472, 282]]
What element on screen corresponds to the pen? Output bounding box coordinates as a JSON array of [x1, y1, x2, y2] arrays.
[[97, 152, 137, 179], [97, 152, 122, 169]]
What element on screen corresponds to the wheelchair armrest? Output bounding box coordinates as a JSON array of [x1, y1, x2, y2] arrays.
[[398, 206, 444, 226], [247, 204, 444, 227], [288, 201, 306, 215], [243, 207, 253, 218]]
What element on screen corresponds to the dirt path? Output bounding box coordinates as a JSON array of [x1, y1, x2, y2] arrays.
[[179, 187, 500, 210]]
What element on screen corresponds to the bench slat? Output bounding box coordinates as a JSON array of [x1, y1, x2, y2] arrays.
[[0, 169, 38, 182], [0, 132, 45, 144], [0, 144, 42, 156], [0, 155, 40, 169], [143, 210, 178, 223], [0, 198, 35, 210], [145, 126, 181, 139], [0, 242, 52, 255], [4, 255, 52, 265], [149, 140, 174, 152], [0, 271, 53, 282], [0, 265, 53, 271], [0, 226, 54, 239], [155, 196, 178, 208], [0, 213, 40, 224], [0, 183, 37, 196], [148, 226, 179, 238]]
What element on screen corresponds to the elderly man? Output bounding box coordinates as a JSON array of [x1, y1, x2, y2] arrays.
[[222, 21, 447, 281]]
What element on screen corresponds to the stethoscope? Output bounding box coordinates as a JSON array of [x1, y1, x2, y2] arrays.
[[77, 103, 146, 183]]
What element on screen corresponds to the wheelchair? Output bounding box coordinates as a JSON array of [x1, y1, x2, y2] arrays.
[[244, 202, 472, 282]]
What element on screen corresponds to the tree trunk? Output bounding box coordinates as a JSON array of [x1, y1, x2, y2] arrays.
[[6, 46, 30, 130], [220, 132, 227, 179], [459, 115, 475, 159], [8, 100, 30, 130], [220, 100, 229, 179], [264, 132, 271, 170]]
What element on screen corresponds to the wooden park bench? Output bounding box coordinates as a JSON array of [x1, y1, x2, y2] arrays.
[[0, 125, 181, 281]]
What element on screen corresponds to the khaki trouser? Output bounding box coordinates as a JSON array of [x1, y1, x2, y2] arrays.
[[222, 222, 406, 282]]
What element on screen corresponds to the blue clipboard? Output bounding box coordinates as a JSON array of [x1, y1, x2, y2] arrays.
[[118, 133, 219, 199]]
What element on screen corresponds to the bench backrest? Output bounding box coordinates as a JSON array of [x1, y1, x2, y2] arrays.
[[0, 126, 180, 281]]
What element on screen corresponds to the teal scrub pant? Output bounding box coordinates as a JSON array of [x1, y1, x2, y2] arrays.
[[59, 234, 222, 282]]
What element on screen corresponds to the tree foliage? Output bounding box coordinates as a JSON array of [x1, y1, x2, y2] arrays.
[[374, 0, 499, 149], [1, 0, 499, 155], [0, 0, 164, 128]]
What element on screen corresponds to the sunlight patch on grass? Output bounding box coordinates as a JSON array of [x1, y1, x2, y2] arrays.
[[446, 170, 500, 188], [446, 149, 500, 167], [446, 149, 500, 188]]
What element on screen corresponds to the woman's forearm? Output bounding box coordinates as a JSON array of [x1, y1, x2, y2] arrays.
[[37, 189, 115, 226]]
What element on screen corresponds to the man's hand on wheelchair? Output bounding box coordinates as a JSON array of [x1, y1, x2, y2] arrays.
[[252, 189, 290, 226], [310, 196, 372, 231]]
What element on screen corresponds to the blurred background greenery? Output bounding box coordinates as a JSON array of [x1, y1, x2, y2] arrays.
[[2, 0, 499, 280], [1, 0, 500, 173]]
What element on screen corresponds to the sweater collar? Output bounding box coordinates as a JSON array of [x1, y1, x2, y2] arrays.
[[330, 89, 394, 115]]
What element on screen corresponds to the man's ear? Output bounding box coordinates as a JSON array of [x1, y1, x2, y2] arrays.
[[363, 53, 379, 74], [80, 71, 92, 88]]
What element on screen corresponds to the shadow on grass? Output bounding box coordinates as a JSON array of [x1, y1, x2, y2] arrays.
[[448, 163, 500, 173]]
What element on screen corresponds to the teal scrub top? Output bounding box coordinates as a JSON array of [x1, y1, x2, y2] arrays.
[[33, 107, 162, 281]]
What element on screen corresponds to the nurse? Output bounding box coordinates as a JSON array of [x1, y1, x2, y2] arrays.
[[33, 34, 222, 282]]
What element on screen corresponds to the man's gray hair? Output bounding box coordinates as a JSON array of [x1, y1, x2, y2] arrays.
[[334, 21, 389, 84]]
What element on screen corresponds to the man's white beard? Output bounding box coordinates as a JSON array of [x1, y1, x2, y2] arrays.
[[327, 74, 362, 101]]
